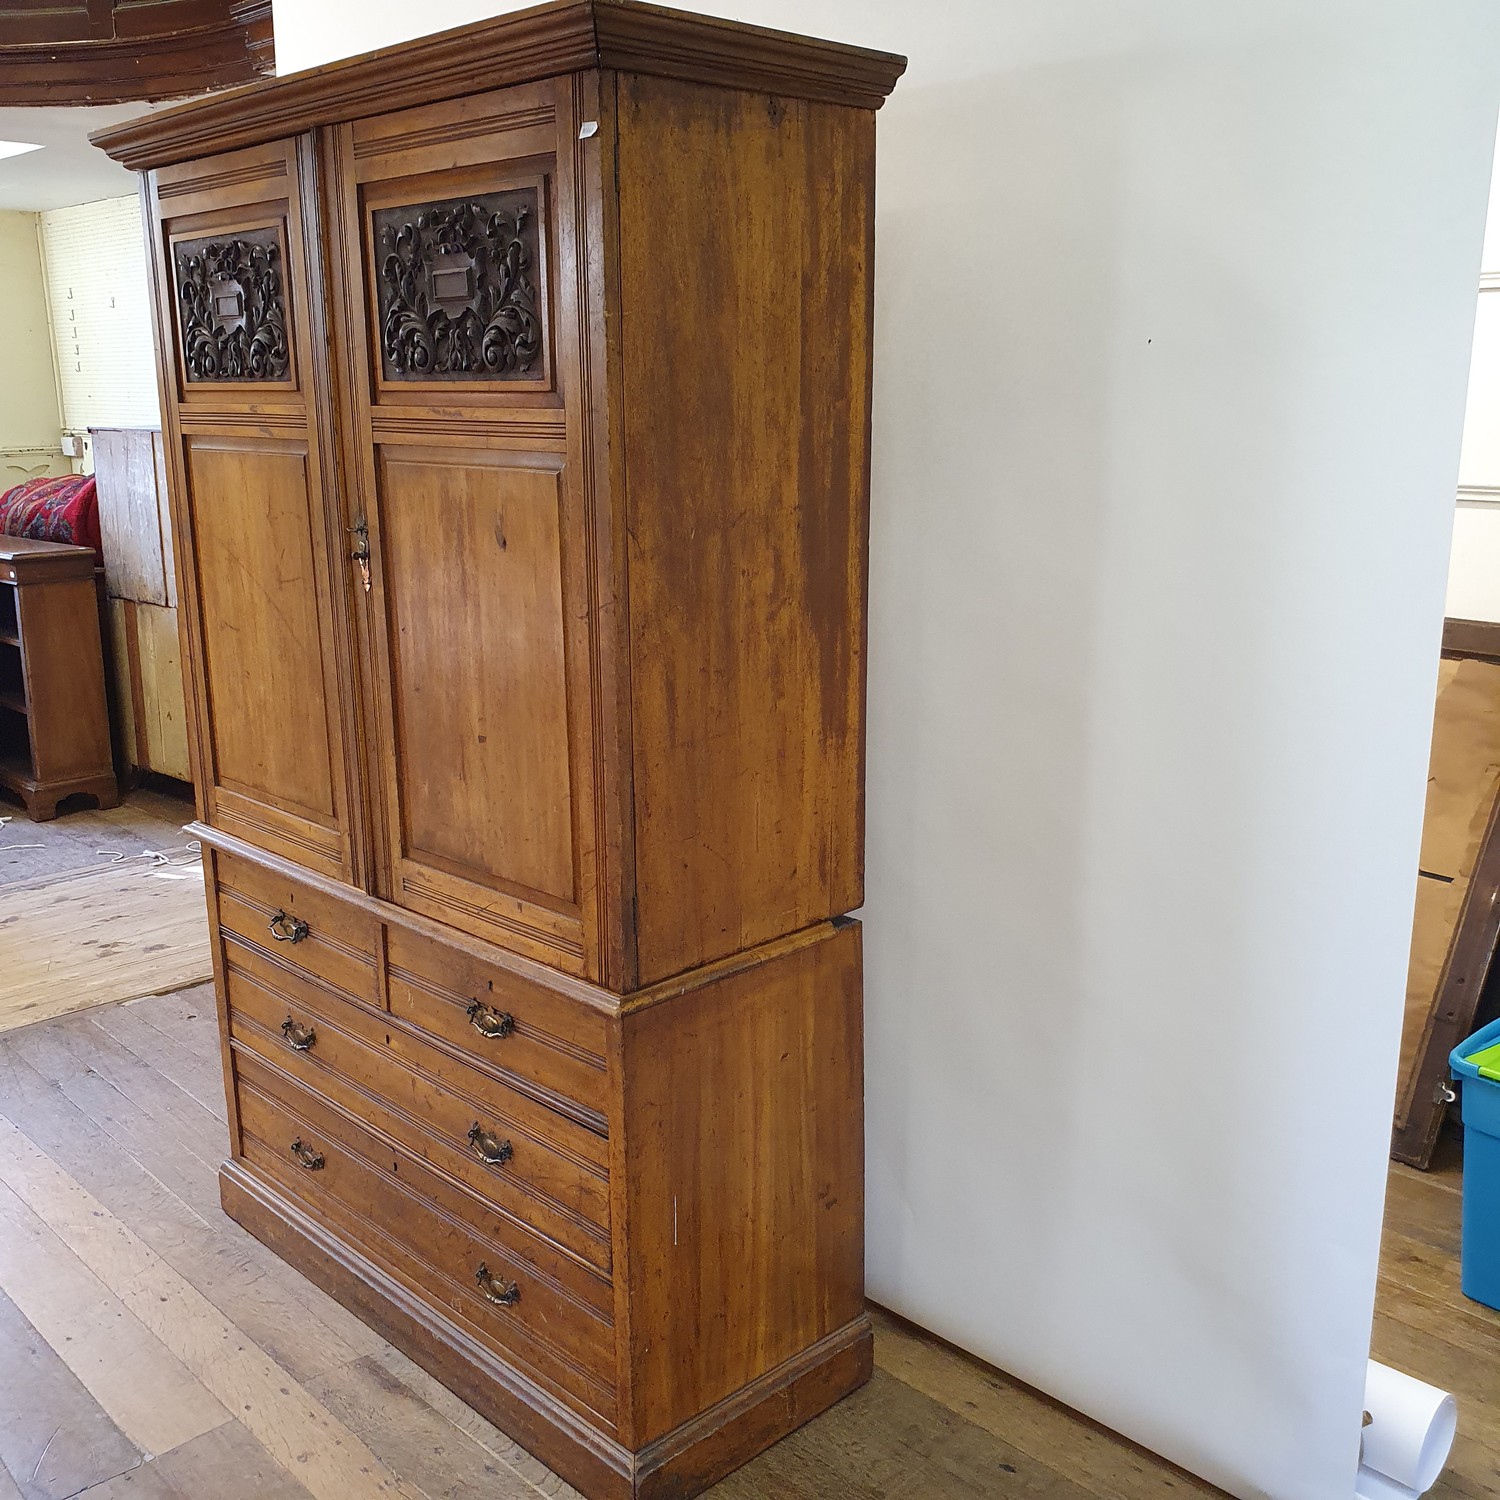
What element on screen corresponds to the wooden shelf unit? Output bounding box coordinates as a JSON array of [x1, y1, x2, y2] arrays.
[[0, 538, 118, 820]]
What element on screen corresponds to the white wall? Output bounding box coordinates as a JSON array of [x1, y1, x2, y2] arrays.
[[273, 4, 1500, 1497], [1445, 127, 1500, 622], [0, 210, 65, 484], [275, 0, 510, 70], [1447, 505, 1500, 620]]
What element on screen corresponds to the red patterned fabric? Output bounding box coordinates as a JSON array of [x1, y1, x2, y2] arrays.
[[0, 474, 101, 556]]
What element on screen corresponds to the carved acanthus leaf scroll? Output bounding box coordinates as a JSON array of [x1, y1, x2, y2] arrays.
[[174, 227, 290, 382], [374, 189, 543, 382]]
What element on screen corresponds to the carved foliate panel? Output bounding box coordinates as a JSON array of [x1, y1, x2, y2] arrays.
[[173, 226, 291, 382], [373, 189, 543, 382]]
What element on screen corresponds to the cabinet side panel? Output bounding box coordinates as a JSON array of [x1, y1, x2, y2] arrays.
[[620, 920, 865, 1442], [617, 77, 874, 985], [17, 576, 114, 782]]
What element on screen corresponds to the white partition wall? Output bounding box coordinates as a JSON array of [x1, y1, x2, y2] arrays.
[[1447, 137, 1500, 625], [274, 4, 1500, 1496]]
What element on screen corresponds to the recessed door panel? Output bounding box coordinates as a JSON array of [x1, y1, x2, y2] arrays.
[[185, 436, 343, 860], [381, 448, 575, 906]]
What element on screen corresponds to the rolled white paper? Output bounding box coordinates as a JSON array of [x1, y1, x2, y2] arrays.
[[1356, 1463, 1423, 1500], [1356, 1360, 1457, 1499]]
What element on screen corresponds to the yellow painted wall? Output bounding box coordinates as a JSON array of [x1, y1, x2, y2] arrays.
[[0, 210, 64, 487]]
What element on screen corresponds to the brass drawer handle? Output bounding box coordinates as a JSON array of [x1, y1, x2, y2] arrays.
[[280, 1016, 316, 1052], [466, 1000, 514, 1039], [290, 1138, 325, 1171], [466, 1122, 513, 1166], [475, 1263, 519, 1306], [268, 910, 309, 944]]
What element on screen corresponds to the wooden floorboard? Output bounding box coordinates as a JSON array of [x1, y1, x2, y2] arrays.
[[307, 1354, 565, 1500], [0, 792, 1493, 1499], [139, 1420, 318, 1500], [1, 1019, 227, 1224], [358, 1344, 588, 1498], [5, 986, 1492, 1500], [0, 856, 212, 1035], [0, 1044, 374, 1388], [0, 788, 192, 889], [5, 984, 1494, 1500], [0, 1115, 426, 1500], [90, 988, 228, 1122], [0, 1285, 146, 1500], [870, 1306, 1223, 1499], [0, 1172, 230, 1456]]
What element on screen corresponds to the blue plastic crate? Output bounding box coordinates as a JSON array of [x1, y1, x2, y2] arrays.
[[1450, 1014, 1500, 1312]]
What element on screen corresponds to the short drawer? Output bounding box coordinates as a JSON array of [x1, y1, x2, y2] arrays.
[[386, 929, 609, 1126], [214, 850, 378, 1003], [234, 1054, 616, 1424], [224, 940, 612, 1271]]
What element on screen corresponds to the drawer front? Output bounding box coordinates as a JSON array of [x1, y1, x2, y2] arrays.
[[224, 940, 612, 1270], [385, 929, 609, 1125], [235, 1054, 616, 1423], [215, 850, 378, 1003]]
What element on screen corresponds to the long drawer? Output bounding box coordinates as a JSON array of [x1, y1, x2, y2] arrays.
[[235, 1052, 617, 1425], [213, 849, 608, 1128], [386, 928, 610, 1126], [224, 938, 612, 1271], [215, 849, 379, 1004]]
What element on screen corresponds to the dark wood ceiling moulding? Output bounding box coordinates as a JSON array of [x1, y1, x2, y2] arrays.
[[91, 0, 907, 172], [0, 0, 273, 106], [229, 0, 275, 73]]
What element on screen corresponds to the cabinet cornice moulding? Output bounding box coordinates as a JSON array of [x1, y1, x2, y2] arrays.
[[90, 0, 907, 171]]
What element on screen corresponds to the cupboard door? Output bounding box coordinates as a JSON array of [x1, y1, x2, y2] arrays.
[[379, 448, 575, 904], [145, 138, 362, 883], [328, 80, 609, 977]]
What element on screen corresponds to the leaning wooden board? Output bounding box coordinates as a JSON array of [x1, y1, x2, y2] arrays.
[[93, 428, 191, 783], [107, 596, 190, 781], [1394, 639, 1500, 1166]]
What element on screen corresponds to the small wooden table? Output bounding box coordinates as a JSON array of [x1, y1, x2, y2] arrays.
[[0, 536, 118, 820]]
